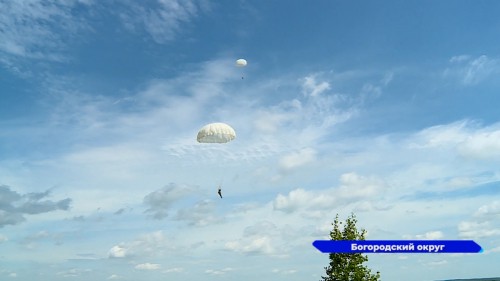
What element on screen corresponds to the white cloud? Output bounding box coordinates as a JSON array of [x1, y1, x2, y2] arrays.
[[302, 75, 331, 97], [35, 66, 357, 176], [273, 172, 385, 213], [225, 235, 275, 255], [474, 201, 500, 219], [253, 101, 301, 133], [409, 120, 500, 161], [108, 231, 177, 259], [381, 72, 394, 86], [222, 220, 293, 257], [108, 245, 127, 258], [445, 177, 474, 189], [118, 0, 210, 44], [205, 267, 233, 275], [409, 121, 470, 149], [458, 201, 500, 239], [56, 268, 92, 278], [272, 268, 298, 274], [337, 172, 384, 197], [458, 221, 500, 239], [0, 234, 8, 242], [484, 246, 500, 254], [458, 130, 500, 160], [360, 83, 382, 99], [273, 188, 333, 214], [135, 263, 161, 270], [279, 148, 317, 171], [163, 267, 184, 273], [449, 55, 470, 63], [414, 231, 444, 240], [107, 274, 121, 280], [426, 260, 448, 267], [444, 55, 500, 85], [243, 221, 278, 237], [0, 0, 94, 78]]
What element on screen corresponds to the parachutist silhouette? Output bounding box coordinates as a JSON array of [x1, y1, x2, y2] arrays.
[[218, 187, 223, 198]]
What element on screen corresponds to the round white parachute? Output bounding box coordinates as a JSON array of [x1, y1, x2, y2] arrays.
[[236, 59, 247, 67], [197, 122, 236, 143]]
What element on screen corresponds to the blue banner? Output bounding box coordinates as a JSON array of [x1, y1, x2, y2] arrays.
[[313, 240, 483, 253]]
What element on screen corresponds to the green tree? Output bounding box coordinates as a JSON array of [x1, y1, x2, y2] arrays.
[[321, 213, 381, 281]]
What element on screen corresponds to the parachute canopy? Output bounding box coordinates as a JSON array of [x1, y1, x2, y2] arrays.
[[197, 122, 236, 143], [236, 59, 247, 67]]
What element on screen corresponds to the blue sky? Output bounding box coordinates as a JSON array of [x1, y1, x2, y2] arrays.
[[1, 1, 500, 280]]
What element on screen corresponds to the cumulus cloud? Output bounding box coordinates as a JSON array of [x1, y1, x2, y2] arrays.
[[224, 220, 294, 257], [108, 245, 128, 258], [205, 267, 233, 275], [225, 235, 275, 255], [135, 263, 161, 270], [143, 183, 195, 219], [273, 188, 333, 214], [458, 221, 500, 239], [108, 231, 177, 259], [273, 172, 385, 213], [484, 246, 500, 254], [0, 185, 71, 228], [404, 231, 444, 240], [163, 267, 184, 273], [456, 201, 500, 239], [474, 201, 500, 219]]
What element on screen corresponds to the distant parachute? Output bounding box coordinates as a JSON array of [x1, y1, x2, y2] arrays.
[[197, 122, 236, 144], [236, 59, 247, 67], [236, 59, 247, 79]]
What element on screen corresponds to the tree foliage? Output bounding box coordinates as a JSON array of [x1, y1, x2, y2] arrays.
[[321, 213, 381, 281]]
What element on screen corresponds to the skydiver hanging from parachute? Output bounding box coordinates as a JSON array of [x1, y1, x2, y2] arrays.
[[236, 58, 247, 79], [196, 122, 236, 199], [217, 186, 223, 198]]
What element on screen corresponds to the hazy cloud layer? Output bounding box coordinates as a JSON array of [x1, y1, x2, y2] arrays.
[[117, 0, 210, 44]]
